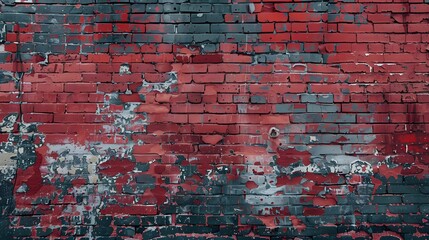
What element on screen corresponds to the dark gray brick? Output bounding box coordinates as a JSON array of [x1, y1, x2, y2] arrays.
[[275, 104, 306, 113], [213, 4, 231, 13], [309, 2, 329, 12], [231, 4, 249, 13], [402, 215, 424, 224], [207, 216, 237, 225], [162, 14, 190, 23], [388, 205, 419, 214], [176, 215, 206, 225], [141, 216, 171, 226], [146, 24, 175, 33], [227, 14, 256, 23], [373, 195, 402, 204], [163, 34, 194, 43], [251, 95, 267, 104], [94, 226, 114, 236], [324, 205, 353, 215], [403, 194, 429, 203], [117, 227, 135, 237], [290, 53, 323, 63], [95, 34, 131, 43], [191, 0, 229, 3], [190, 205, 221, 214], [191, 13, 224, 23], [114, 216, 140, 226], [163, 4, 180, 13], [146, 4, 163, 12], [12, 228, 32, 237], [225, 33, 258, 43], [0, 13, 34, 23], [318, 94, 334, 103], [301, 94, 318, 103], [1, 6, 37, 13], [307, 104, 339, 112], [177, 24, 210, 33], [133, 34, 162, 43], [194, 34, 226, 43], [131, 0, 156, 2], [95, 4, 112, 13], [243, 24, 263, 33], [211, 24, 242, 33], [388, 185, 420, 194], [180, 4, 212, 12], [420, 204, 429, 213], [368, 215, 401, 223], [96, 14, 127, 22], [131, 4, 146, 13]]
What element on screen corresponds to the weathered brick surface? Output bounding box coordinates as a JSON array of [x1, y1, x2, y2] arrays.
[[0, 0, 429, 239]]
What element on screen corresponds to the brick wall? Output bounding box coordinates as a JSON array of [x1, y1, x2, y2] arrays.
[[0, 0, 429, 239]]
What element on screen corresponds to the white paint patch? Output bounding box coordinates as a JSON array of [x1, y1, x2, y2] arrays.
[[142, 71, 177, 93], [0, 114, 17, 132], [350, 160, 373, 174]]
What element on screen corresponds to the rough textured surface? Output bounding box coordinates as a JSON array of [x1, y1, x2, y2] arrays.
[[0, 0, 429, 239]]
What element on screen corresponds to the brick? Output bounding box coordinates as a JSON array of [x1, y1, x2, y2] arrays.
[[180, 4, 212, 12], [258, 13, 288, 22], [176, 215, 206, 225]]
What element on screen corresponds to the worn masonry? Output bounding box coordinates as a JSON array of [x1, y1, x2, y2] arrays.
[[0, 0, 429, 239]]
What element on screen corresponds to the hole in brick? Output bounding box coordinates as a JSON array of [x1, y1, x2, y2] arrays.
[[269, 127, 280, 138]]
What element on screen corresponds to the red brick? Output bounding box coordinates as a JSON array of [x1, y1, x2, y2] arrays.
[[324, 33, 356, 42], [258, 12, 288, 22], [192, 74, 225, 83]]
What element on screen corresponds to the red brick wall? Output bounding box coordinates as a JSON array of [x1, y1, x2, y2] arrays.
[[0, 0, 429, 239]]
